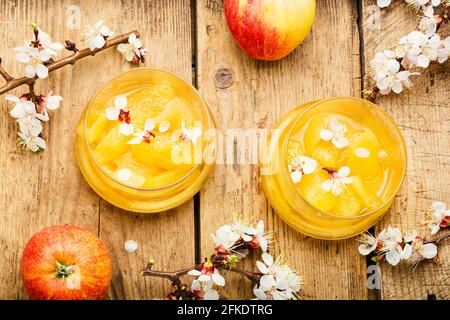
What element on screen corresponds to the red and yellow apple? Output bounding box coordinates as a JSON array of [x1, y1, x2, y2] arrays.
[[21, 225, 112, 300], [224, 0, 316, 61]]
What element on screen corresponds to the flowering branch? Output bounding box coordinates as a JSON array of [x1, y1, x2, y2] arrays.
[[141, 216, 302, 300], [366, 0, 450, 102], [0, 31, 139, 96], [2, 21, 148, 152], [358, 201, 450, 267]]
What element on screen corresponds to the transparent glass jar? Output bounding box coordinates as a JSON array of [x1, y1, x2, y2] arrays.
[[261, 97, 407, 239], [76, 68, 215, 213]]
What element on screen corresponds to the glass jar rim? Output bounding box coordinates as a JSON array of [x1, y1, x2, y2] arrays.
[[282, 96, 407, 220], [83, 67, 214, 191]]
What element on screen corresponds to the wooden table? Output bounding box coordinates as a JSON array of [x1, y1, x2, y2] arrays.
[[0, 0, 448, 300]]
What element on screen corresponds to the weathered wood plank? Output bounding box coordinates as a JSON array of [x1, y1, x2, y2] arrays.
[[362, 0, 450, 299], [196, 0, 368, 299], [93, 0, 196, 299], [0, 0, 102, 299]]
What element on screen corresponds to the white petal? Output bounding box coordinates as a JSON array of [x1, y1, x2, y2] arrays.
[[35, 64, 48, 79], [259, 275, 276, 290], [385, 248, 401, 266], [204, 289, 219, 300], [262, 252, 274, 266], [290, 170, 302, 184], [377, 0, 391, 8], [119, 123, 134, 136], [338, 166, 350, 178], [117, 43, 128, 53], [432, 201, 446, 213], [197, 274, 211, 282], [50, 42, 64, 51], [114, 95, 127, 109], [9, 104, 25, 119], [35, 137, 46, 150], [257, 220, 264, 234], [332, 136, 349, 149], [145, 118, 156, 132], [331, 181, 343, 196], [253, 286, 268, 300], [45, 96, 63, 110], [358, 244, 375, 256], [105, 107, 120, 120], [320, 129, 333, 141], [322, 179, 333, 192], [124, 240, 138, 253], [93, 35, 106, 49], [211, 271, 225, 286], [256, 261, 269, 274], [158, 120, 171, 133], [301, 157, 317, 174], [5, 95, 20, 103], [117, 168, 132, 181], [128, 32, 137, 44], [421, 244, 437, 259], [354, 147, 370, 158], [431, 223, 440, 235], [16, 52, 31, 63], [259, 238, 268, 252], [403, 230, 417, 243], [188, 270, 202, 276], [24, 65, 36, 78], [386, 59, 400, 73], [401, 244, 412, 260], [417, 55, 430, 68]]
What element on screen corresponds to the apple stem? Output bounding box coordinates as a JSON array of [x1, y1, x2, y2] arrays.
[[55, 261, 75, 279]]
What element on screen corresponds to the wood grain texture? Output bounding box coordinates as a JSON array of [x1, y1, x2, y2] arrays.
[[0, 0, 195, 300], [362, 0, 450, 299], [196, 0, 368, 299]]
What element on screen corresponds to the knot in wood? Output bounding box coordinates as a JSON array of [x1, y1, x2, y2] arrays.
[[214, 67, 234, 89]]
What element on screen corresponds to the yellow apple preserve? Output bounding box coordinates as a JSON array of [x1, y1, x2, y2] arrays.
[[76, 68, 215, 213], [261, 97, 406, 239]]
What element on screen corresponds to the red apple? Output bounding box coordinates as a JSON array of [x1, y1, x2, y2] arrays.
[[225, 0, 316, 61], [21, 225, 112, 300]]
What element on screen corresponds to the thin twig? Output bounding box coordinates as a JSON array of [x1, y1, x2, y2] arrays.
[[141, 261, 262, 287], [0, 30, 139, 96], [425, 232, 450, 246], [0, 58, 13, 82]]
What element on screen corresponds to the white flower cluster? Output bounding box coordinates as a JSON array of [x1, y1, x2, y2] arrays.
[[425, 201, 450, 235], [371, 1, 449, 95], [377, 0, 443, 9], [187, 217, 301, 300], [358, 226, 437, 267], [254, 252, 303, 300], [7, 92, 62, 152], [14, 27, 63, 79]]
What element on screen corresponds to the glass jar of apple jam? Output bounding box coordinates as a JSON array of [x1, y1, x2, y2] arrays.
[[261, 97, 406, 240], [76, 68, 215, 213]]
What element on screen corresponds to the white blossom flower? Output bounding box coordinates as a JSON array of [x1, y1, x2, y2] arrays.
[[377, 226, 403, 266], [127, 118, 169, 144], [35, 29, 64, 56], [181, 121, 202, 146], [105, 95, 128, 120], [253, 253, 302, 300], [321, 166, 353, 196], [358, 232, 379, 256], [406, 0, 441, 10], [13, 46, 51, 78], [419, 5, 438, 37], [354, 147, 371, 158], [191, 280, 219, 300], [371, 50, 419, 94], [320, 119, 349, 149], [426, 201, 450, 235], [288, 155, 317, 184], [40, 91, 63, 111], [124, 239, 138, 253], [17, 131, 46, 152], [211, 224, 240, 251], [402, 233, 438, 267], [16, 116, 46, 152], [403, 31, 442, 68], [83, 20, 114, 51], [7, 95, 36, 119], [188, 261, 225, 287], [253, 220, 271, 253], [437, 36, 450, 63], [377, 0, 392, 8], [117, 33, 143, 62]]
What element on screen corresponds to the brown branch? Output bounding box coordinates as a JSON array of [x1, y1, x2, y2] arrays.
[[141, 260, 262, 288], [425, 231, 450, 246], [0, 58, 13, 82], [0, 30, 139, 96]]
